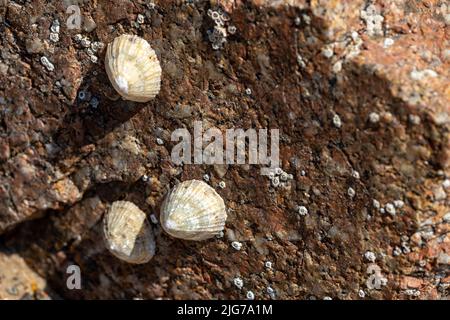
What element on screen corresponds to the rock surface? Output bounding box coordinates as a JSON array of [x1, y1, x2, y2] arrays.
[[0, 0, 449, 299]]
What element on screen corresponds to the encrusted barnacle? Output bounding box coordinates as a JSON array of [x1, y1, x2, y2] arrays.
[[103, 201, 156, 264], [160, 180, 227, 241], [105, 34, 162, 102]]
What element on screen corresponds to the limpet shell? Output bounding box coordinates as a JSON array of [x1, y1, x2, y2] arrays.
[[105, 34, 162, 102], [160, 180, 227, 241], [103, 201, 156, 264]]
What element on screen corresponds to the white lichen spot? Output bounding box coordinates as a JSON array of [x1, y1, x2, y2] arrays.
[[393, 200, 404, 208], [361, 4, 384, 37], [332, 60, 343, 73], [302, 14, 311, 25], [383, 38, 394, 48], [443, 212, 450, 223], [410, 69, 438, 81]]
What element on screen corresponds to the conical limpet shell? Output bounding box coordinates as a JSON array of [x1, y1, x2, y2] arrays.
[[103, 201, 156, 264], [160, 180, 227, 241], [105, 34, 162, 102]]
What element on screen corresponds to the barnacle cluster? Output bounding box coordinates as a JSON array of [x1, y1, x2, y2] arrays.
[[268, 167, 294, 188], [73, 34, 104, 64], [206, 8, 236, 50]]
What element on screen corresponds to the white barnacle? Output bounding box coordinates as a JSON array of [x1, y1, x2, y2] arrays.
[[393, 246, 402, 256], [50, 20, 60, 33], [160, 180, 227, 241], [271, 177, 280, 187], [40, 56, 55, 71], [352, 170, 360, 179], [297, 205, 308, 216], [137, 14, 145, 24], [364, 251, 376, 262], [372, 199, 380, 209], [369, 112, 380, 123], [322, 46, 334, 59], [348, 187, 356, 198], [246, 291, 255, 300], [105, 34, 162, 102], [333, 114, 342, 128], [267, 286, 276, 299], [385, 203, 396, 215], [81, 38, 91, 48], [233, 277, 244, 290], [383, 38, 394, 48], [393, 200, 404, 208], [227, 25, 237, 34], [231, 241, 242, 251], [49, 32, 59, 43], [332, 60, 343, 73]]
